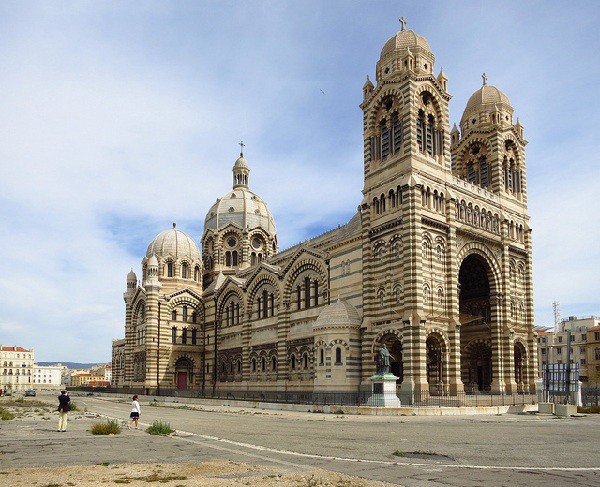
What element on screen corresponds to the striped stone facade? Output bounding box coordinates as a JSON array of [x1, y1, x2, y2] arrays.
[[113, 25, 536, 396]]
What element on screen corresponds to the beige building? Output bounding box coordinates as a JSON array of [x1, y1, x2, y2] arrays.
[[1, 346, 34, 392], [32, 364, 64, 388], [113, 22, 537, 400], [584, 324, 600, 385], [536, 316, 600, 382]]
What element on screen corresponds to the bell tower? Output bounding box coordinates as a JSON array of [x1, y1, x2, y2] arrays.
[[359, 19, 453, 395]]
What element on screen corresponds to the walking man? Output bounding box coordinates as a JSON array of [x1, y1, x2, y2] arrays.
[[57, 390, 70, 432]]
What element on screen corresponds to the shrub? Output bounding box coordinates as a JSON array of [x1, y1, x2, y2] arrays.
[[0, 407, 15, 421], [91, 420, 121, 435], [146, 420, 174, 435], [69, 401, 78, 411]]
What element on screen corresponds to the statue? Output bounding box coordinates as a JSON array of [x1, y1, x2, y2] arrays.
[[376, 344, 391, 375]]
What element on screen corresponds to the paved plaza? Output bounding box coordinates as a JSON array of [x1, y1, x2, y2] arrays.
[[1, 393, 599, 486]]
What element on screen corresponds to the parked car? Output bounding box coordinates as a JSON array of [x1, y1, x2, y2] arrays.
[[24, 390, 36, 397]]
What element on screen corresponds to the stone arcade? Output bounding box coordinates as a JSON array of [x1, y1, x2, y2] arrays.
[[112, 22, 536, 400]]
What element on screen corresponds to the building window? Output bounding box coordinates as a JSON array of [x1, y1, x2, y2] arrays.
[[167, 262, 174, 277], [182, 306, 188, 322], [182, 263, 188, 278], [251, 358, 256, 372], [182, 328, 187, 345], [291, 354, 296, 370], [320, 349, 324, 365], [595, 332, 600, 341], [271, 356, 277, 371], [261, 357, 266, 372], [194, 266, 200, 281], [171, 327, 177, 344], [335, 347, 342, 365], [172, 310, 177, 321]]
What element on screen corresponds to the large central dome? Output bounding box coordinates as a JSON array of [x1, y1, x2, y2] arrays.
[[204, 187, 276, 233], [203, 152, 276, 235]]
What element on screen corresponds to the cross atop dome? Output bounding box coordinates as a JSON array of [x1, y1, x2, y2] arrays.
[[399, 16, 407, 31], [482, 72, 487, 86], [239, 140, 245, 156]]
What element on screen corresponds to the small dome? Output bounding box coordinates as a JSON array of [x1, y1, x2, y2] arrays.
[[233, 154, 248, 170], [127, 268, 137, 281], [314, 299, 361, 328], [204, 188, 276, 234], [464, 85, 511, 112], [146, 225, 201, 262], [381, 29, 431, 57], [147, 254, 158, 267]]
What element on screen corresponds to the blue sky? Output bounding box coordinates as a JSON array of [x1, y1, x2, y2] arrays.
[[0, 1, 598, 361]]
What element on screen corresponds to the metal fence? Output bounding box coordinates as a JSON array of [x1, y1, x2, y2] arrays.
[[581, 387, 600, 407], [94, 386, 536, 408]]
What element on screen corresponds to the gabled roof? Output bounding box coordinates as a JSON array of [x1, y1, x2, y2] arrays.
[[1, 346, 31, 352]]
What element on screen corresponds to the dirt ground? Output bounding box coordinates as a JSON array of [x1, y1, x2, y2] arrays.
[[0, 461, 396, 486]]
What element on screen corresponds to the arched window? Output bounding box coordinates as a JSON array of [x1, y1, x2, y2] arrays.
[[389, 189, 396, 208], [271, 356, 277, 371], [396, 186, 402, 206], [304, 276, 311, 309], [171, 310, 177, 321], [191, 328, 197, 345], [232, 251, 238, 266], [314, 280, 319, 306], [225, 251, 231, 267], [380, 119, 390, 159], [182, 327, 187, 344], [194, 266, 200, 281], [192, 312, 197, 324], [237, 360, 241, 373], [373, 197, 380, 215], [262, 289, 268, 318], [395, 286, 402, 305], [171, 326, 177, 344], [380, 194, 386, 212], [182, 306, 188, 322], [261, 357, 266, 372], [320, 348, 324, 364], [167, 262, 174, 277], [252, 358, 256, 372], [291, 354, 296, 370], [303, 353, 309, 369], [378, 290, 385, 308], [335, 347, 342, 364], [423, 285, 430, 304], [417, 110, 425, 153], [181, 262, 188, 278], [251, 252, 257, 266], [296, 286, 302, 309]]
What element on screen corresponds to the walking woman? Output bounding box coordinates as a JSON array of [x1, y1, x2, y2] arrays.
[[127, 395, 141, 430]]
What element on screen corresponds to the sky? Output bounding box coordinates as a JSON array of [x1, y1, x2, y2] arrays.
[[0, 1, 598, 362]]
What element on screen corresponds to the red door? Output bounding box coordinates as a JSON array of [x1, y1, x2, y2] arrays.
[[177, 372, 187, 390]]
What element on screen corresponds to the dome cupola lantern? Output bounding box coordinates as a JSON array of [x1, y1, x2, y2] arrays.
[[233, 141, 249, 189]]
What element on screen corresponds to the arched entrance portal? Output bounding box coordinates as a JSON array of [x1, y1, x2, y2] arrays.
[[378, 334, 403, 384], [459, 254, 494, 392], [174, 357, 193, 390], [426, 333, 446, 395], [514, 342, 526, 393]]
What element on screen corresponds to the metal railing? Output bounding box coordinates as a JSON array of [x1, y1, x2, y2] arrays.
[[101, 386, 536, 408]]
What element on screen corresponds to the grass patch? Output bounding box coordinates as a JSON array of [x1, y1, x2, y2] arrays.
[[0, 407, 15, 421], [333, 409, 345, 415], [114, 480, 131, 484], [393, 450, 406, 457], [578, 406, 600, 414], [68, 401, 79, 411], [91, 420, 121, 435], [0, 398, 47, 408], [97, 462, 110, 467], [412, 450, 439, 455], [146, 420, 174, 435], [148, 401, 161, 407]]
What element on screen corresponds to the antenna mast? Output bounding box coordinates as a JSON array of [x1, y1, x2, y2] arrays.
[[553, 300, 561, 332]]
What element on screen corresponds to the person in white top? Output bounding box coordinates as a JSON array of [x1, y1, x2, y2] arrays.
[[127, 395, 141, 430]]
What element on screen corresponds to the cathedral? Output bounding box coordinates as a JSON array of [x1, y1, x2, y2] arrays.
[[112, 22, 536, 400]]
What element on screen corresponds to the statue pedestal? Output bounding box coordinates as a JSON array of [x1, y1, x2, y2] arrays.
[[365, 373, 401, 407]]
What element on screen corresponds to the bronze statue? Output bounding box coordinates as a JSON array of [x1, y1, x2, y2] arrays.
[[376, 344, 391, 374]]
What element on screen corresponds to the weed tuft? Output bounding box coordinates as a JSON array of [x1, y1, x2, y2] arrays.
[[146, 420, 174, 435], [91, 420, 121, 435]]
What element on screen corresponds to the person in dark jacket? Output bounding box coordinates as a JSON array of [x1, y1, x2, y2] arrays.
[[57, 390, 70, 432]]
